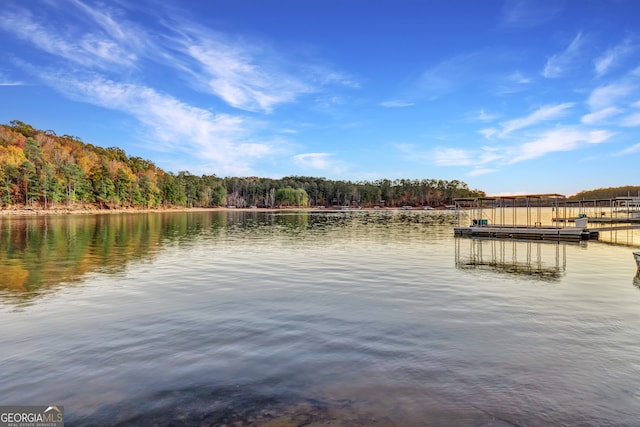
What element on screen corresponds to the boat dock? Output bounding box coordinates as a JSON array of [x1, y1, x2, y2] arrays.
[[454, 194, 640, 241], [552, 196, 640, 224], [454, 224, 596, 240]]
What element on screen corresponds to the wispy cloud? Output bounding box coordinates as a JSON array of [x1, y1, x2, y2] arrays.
[[581, 106, 622, 124], [620, 112, 640, 127], [467, 168, 498, 177], [471, 109, 500, 122], [0, 5, 140, 70], [293, 152, 335, 170], [160, 19, 357, 113], [500, 0, 563, 29], [495, 71, 533, 94], [507, 71, 532, 85], [508, 127, 613, 163], [543, 32, 585, 78], [379, 100, 415, 108], [594, 37, 636, 77], [303, 65, 360, 89], [0, 71, 25, 86], [586, 82, 635, 110], [434, 147, 476, 166], [279, 128, 299, 134], [1, 1, 355, 116], [400, 143, 502, 169], [71, 0, 133, 43], [0, 0, 361, 175], [484, 102, 575, 138], [614, 142, 640, 156], [478, 128, 499, 139], [39, 71, 273, 175], [182, 38, 313, 113], [419, 52, 483, 100]]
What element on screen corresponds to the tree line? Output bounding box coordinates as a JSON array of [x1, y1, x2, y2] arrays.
[[569, 186, 640, 201], [0, 121, 485, 209]]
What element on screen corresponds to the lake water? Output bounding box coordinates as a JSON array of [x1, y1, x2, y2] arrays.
[[1, 210, 639, 426]]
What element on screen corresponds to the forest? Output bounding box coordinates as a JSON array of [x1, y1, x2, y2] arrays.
[[569, 186, 640, 201], [0, 120, 485, 209]]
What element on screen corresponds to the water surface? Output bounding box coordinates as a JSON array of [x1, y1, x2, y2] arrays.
[[1, 210, 639, 426]]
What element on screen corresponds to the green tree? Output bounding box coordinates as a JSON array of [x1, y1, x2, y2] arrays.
[[159, 173, 186, 206], [91, 165, 116, 207], [275, 187, 308, 207], [42, 163, 64, 207]]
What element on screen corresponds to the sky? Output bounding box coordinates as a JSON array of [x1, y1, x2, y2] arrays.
[[1, 0, 639, 196]]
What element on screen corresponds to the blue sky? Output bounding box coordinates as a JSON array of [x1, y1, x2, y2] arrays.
[[1, 0, 639, 196]]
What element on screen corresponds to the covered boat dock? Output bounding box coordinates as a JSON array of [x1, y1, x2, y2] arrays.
[[453, 194, 640, 241]]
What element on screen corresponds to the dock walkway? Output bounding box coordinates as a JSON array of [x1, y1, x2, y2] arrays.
[[454, 225, 594, 241]]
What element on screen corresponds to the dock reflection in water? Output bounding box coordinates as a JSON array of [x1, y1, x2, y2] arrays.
[[455, 237, 569, 282]]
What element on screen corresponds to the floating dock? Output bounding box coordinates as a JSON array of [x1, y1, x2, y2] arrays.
[[454, 194, 640, 241], [454, 224, 596, 241]]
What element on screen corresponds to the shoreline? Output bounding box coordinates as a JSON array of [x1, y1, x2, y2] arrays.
[[0, 206, 276, 216], [0, 205, 450, 216]]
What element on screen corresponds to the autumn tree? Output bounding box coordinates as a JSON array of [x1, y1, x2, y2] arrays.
[[0, 121, 487, 210]]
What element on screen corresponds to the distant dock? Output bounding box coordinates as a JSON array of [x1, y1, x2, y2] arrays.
[[453, 194, 640, 241]]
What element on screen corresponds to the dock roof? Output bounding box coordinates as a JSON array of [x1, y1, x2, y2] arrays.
[[455, 193, 565, 202]]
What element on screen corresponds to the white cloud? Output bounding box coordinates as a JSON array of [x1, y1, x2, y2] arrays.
[[614, 142, 640, 156], [587, 83, 635, 110], [499, 102, 575, 136], [594, 37, 636, 77], [419, 52, 482, 100], [508, 127, 614, 163], [434, 147, 475, 166], [467, 168, 498, 177], [479, 148, 503, 164], [400, 143, 500, 170], [500, 0, 563, 28], [160, 21, 358, 113], [543, 32, 585, 78], [379, 100, 415, 108], [0, 7, 140, 70], [472, 110, 499, 122], [1, 2, 354, 115], [507, 71, 532, 85], [620, 112, 640, 127], [80, 35, 137, 66], [495, 71, 534, 94], [293, 153, 334, 170], [479, 128, 499, 139], [304, 66, 360, 89], [71, 0, 132, 42], [184, 41, 312, 113], [581, 106, 622, 124], [0, 71, 24, 86], [40, 72, 272, 175]]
